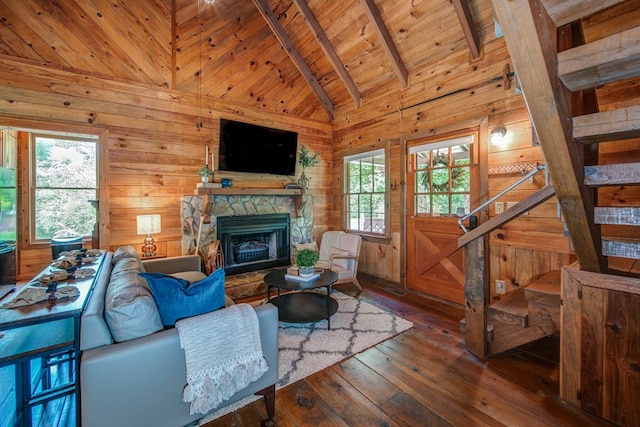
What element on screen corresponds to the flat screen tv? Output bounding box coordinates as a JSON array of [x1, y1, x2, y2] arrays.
[[218, 119, 298, 176]]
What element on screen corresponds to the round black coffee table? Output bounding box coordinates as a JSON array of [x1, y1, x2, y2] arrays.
[[264, 268, 339, 329]]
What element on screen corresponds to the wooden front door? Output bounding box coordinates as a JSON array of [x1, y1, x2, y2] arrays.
[[406, 131, 478, 305]]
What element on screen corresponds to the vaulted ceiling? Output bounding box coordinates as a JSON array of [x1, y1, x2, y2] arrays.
[[0, 0, 496, 122]]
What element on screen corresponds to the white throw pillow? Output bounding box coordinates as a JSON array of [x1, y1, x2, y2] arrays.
[[329, 246, 350, 270]]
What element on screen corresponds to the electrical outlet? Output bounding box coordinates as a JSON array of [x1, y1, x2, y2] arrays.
[[506, 202, 517, 209], [495, 202, 504, 214], [496, 280, 506, 294]]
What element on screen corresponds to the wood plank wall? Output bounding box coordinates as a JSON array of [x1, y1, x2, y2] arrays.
[[0, 58, 332, 280], [331, 34, 574, 296]]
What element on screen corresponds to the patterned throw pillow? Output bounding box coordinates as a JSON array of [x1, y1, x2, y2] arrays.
[[140, 268, 226, 327]]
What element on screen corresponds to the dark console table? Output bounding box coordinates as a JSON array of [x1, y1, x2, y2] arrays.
[[0, 251, 106, 427], [264, 268, 338, 329]]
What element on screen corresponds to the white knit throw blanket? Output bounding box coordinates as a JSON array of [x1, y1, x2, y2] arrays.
[[175, 303, 268, 415]]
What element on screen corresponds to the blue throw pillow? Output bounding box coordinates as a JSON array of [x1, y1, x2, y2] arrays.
[[139, 268, 226, 327]]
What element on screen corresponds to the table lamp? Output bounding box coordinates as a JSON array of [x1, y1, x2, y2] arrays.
[[136, 214, 161, 257]]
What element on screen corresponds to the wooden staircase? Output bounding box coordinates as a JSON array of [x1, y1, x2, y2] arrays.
[[461, 0, 640, 360], [487, 271, 560, 355], [493, 0, 640, 276]]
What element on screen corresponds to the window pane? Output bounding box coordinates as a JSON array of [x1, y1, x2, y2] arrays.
[[432, 169, 449, 192], [433, 149, 449, 167], [416, 171, 429, 192], [452, 167, 470, 192], [415, 151, 430, 170], [35, 137, 96, 188], [35, 189, 96, 239], [372, 194, 385, 214], [432, 194, 450, 216], [344, 149, 386, 235], [361, 170, 373, 193], [415, 195, 430, 215]]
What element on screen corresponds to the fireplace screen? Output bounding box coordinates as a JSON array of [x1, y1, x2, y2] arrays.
[[217, 213, 290, 275]]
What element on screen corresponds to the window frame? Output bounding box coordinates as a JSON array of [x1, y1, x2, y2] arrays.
[[409, 134, 474, 218], [342, 143, 390, 240], [29, 132, 99, 244]]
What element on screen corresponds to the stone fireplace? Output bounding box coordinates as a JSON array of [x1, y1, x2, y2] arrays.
[[181, 191, 314, 276]]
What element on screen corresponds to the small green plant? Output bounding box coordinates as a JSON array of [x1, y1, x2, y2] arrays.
[[298, 146, 320, 174], [296, 248, 319, 268], [198, 165, 213, 177]]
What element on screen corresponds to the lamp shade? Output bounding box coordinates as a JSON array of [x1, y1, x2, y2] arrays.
[[136, 214, 161, 235]]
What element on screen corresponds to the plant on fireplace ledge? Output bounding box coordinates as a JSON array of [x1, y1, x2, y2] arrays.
[[198, 165, 214, 183], [297, 145, 320, 190]]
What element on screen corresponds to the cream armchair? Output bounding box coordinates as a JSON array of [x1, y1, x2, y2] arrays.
[[315, 231, 362, 290]]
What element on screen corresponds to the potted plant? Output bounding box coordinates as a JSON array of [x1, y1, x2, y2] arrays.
[[296, 248, 319, 277], [198, 165, 213, 183], [298, 145, 320, 190]]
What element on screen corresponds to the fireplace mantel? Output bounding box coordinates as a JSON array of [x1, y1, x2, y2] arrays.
[[195, 187, 302, 196]]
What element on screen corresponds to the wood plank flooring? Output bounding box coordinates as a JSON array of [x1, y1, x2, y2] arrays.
[[205, 276, 614, 427], [2, 275, 614, 426]]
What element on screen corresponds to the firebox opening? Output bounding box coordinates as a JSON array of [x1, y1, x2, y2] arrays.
[[218, 213, 290, 275]]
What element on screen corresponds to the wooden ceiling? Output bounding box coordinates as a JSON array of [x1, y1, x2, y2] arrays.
[[0, 0, 495, 122]]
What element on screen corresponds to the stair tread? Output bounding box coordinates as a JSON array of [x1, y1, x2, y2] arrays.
[[525, 271, 561, 306], [573, 105, 640, 144], [488, 291, 528, 327], [558, 26, 640, 91], [602, 239, 640, 259], [542, 0, 627, 27]]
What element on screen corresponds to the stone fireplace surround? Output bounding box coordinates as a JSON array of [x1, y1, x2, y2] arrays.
[[180, 192, 314, 276]]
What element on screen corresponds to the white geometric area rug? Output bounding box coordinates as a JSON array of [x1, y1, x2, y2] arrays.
[[197, 290, 413, 424]]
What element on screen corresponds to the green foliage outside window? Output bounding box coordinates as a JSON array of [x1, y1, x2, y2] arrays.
[[414, 143, 471, 216], [345, 152, 386, 234], [33, 136, 97, 240]]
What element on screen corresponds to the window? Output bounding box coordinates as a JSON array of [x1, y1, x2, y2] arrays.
[[344, 148, 387, 236], [410, 135, 473, 217], [31, 134, 98, 241]]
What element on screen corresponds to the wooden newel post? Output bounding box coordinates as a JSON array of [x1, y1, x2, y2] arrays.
[[464, 235, 489, 360]]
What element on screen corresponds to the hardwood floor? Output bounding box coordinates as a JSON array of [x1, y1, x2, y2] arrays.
[[205, 276, 613, 427], [2, 276, 613, 426]]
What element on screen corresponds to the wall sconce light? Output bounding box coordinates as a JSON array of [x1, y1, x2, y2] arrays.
[[137, 214, 162, 257], [490, 126, 507, 147]]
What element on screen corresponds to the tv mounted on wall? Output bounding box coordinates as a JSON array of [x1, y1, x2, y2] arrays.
[[218, 119, 298, 176]]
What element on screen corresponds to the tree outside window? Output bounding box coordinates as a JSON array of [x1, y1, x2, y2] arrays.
[[344, 149, 386, 235], [32, 135, 98, 241]]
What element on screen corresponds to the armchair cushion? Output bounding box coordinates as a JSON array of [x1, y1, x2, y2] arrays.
[[141, 268, 226, 327]]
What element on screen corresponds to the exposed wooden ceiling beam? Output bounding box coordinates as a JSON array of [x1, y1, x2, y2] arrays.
[[451, 0, 481, 59], [292, 0, 361, 107], [359, 0, 408, 88], [492, 0, 605, 273], [251, 0, 334, 119]]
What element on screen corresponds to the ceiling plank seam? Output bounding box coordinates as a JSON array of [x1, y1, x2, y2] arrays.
[[251, 0, 335, 119]]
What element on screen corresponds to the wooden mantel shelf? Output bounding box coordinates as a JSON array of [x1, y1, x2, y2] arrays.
[[195, 187, 302, 196]]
